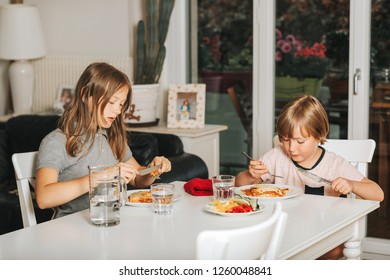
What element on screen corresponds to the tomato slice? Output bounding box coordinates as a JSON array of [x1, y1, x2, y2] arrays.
[[225, 204, 253, 213], [242, 204, 253, 212]]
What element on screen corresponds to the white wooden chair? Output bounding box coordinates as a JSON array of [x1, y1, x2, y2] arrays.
[[320, 139, 375, 177], [196, 201, 288, 260], [11, 151, 39, 228]]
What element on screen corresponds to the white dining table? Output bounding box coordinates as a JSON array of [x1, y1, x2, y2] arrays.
[[0, 181, 379, 260]]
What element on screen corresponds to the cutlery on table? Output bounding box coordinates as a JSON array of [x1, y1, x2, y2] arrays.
[[296, 168, 332, 185], [241, 151, 284, 179]]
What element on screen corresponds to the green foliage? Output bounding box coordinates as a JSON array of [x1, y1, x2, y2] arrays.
[[324, 30, 349, 72], [135, 0, 175, 84], [198, 0, 253, 71], [275, 31, 330, 80]]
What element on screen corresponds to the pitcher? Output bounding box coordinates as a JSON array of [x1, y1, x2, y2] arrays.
[[88, 165, 126, 227]]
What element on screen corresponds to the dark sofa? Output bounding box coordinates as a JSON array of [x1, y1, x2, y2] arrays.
[[0, 115, 208, 234]]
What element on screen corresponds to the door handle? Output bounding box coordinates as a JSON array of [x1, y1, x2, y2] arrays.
[[353, 68, 361, 95]]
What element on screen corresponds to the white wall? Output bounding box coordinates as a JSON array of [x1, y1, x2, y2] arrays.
[[0, 0, 178, 121], [1, 0, 136, 115], [26, 0, 130, 56], [0, 0, 10, 115]]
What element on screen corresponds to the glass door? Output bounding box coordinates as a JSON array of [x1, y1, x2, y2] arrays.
[[365, 0, 390, 258], [252, 0, 389, 257], [193, 0, 253, 174], [274, 0, 350, 139]]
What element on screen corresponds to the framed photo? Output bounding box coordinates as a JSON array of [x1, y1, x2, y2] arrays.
[[53, 85, 74, 114], [167, 84, 206, 128]]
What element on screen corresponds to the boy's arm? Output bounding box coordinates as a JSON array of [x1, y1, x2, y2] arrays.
[[350, 178, 384, 201], [332, 177, 384, 201], [235, 169, 263, 187]]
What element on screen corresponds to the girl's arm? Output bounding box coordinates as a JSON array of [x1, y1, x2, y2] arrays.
[[35, 168, 89, 209]]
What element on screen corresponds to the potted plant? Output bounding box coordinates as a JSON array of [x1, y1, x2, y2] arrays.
[[126, 0, 175, 126], [275, 29, 330, 99]]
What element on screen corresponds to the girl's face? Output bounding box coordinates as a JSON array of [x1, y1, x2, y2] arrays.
[[280, 126, 321, 168], [98, 86, 128, 128]]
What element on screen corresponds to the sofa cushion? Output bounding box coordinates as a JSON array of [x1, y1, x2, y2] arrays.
[[159, 153, 209, 183], [5, 115, 60, 154], [153, 133, 184, 157], [0, 128, 9, 184], [127, 132, 158, 166]]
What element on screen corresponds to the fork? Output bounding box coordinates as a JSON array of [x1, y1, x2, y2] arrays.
[[241, 151, 284, 178]]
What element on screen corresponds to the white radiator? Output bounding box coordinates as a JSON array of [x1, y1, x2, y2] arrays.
[[31, 55, 132, 113]]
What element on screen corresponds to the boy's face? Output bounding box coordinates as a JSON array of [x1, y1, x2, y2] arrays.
[[280, 126, 320, 167]]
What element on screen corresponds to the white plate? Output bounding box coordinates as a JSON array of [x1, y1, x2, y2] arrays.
[[235, 184, 302, 201], [204, 203, 265, 217], [125, 189, 182, 207]]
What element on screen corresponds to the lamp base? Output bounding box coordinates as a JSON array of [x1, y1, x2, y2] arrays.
[[9, 60, 34, 114]]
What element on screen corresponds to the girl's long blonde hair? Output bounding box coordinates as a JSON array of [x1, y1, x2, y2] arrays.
[[59, 62, 132, 162]]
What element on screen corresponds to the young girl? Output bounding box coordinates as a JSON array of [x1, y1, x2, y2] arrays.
[[35, 62, 171, 218], [180, 99, 190, 120], [236, 95, 383, 259], [236, 95, 384, 201]]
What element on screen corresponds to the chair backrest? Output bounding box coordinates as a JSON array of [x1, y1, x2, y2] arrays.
[[273, 136, 375, 177], [320, 139, 375, 177], [11, 151, 39, 228], [196, 201, 288, 260]]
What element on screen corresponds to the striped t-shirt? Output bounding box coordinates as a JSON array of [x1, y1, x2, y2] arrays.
[[259, 144, 364, 197]]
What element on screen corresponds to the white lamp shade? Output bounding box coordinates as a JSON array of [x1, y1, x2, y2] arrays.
[[0, 4, 47, 60]]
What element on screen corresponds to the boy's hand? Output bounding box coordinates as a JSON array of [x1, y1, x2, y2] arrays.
[[248, 160, 269, 179], [331, 177, 354, 195]]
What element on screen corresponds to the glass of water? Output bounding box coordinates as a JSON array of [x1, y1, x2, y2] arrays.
[[212, 175, 235, 203], [151, 183, 175, 215]]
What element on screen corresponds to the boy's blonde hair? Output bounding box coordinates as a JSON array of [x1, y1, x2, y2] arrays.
[[276, 95, 329, 144]]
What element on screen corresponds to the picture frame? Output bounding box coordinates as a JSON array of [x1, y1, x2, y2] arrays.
[[167, 84, 206, 128], [53, 85, 74, 114]]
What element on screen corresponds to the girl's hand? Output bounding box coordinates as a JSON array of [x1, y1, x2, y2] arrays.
[[248, 160, 269, 179], [115, 162, 138, 183], [149, 156, 172, 176], [331, 177, 354, 195]]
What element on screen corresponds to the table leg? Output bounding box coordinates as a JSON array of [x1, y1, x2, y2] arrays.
[[343, 240, 361, 260]]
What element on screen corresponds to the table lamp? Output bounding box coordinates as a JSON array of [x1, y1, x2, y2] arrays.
[[0, 4, 47, 114]]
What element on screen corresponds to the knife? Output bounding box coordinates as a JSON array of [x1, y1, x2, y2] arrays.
[[138, 165, 161, 176], [297, 168, 332, 185]]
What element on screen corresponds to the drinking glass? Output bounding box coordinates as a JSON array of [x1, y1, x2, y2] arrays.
[[151, 183, 175, 215], [212, 175, 235, 203]]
